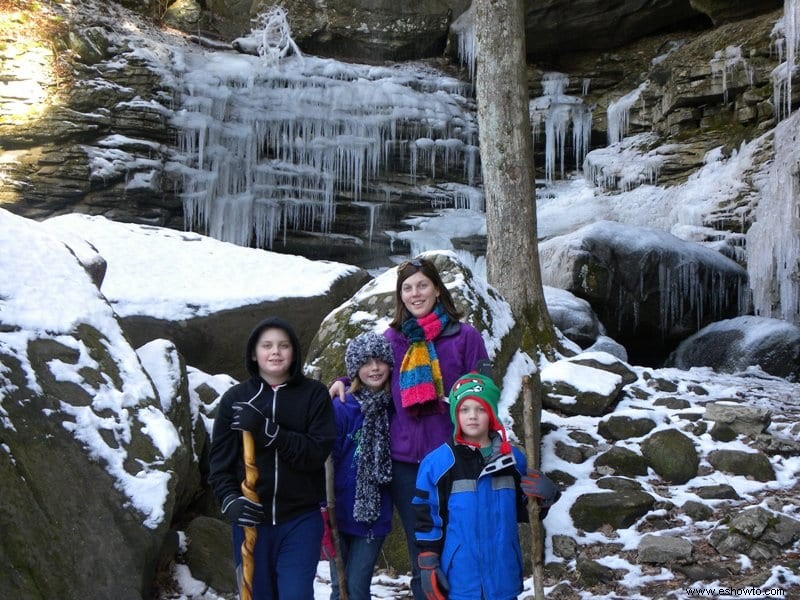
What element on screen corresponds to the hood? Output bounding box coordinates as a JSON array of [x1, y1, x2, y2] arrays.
[[245, 316, 304, 383]]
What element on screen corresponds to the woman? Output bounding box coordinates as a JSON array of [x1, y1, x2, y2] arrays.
[[332, 257, 489, 599], [210, 317, 336, 600]]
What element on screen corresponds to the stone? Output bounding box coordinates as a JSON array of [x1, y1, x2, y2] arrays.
[[540, 360, 625, 417], [682, 500, 714, 521], [544, 286, 604, 348], [692, 484, 741, 500], [708, 507, 800, 559], [555, 441, 589, 464], [637, 534, 693, 564], [597, 415, 658, 441], [184, 516, 236, 593], [704, 402, 772, 437], [689, 0, 782, 25], [654, 397, 691, 409], [570, 490, 655, 532], [576, 554, 617, 585], [552, 535, 579, 559], [0, 225, 195, 599], [594, 446, 649, 477], [641, 429, 699, 484], [707, 449, 776, 481], [596, 477, 643, 492]]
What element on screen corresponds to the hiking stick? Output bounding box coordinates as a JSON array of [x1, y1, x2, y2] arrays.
[[240, 431, 259, 600], [522, 372, 546, 600], [325, 455, 349, 600]]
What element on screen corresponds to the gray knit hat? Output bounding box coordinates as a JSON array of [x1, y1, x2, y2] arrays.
[[345, 331, 394, 379]]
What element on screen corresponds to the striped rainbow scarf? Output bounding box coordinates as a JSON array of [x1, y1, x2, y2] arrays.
[[399, 303, 449, 413]]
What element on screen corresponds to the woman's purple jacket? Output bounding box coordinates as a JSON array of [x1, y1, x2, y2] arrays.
[[384, 321, 489, 463]]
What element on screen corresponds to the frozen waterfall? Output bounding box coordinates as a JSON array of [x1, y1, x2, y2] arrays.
[[169, 50, 479, 248], [747, 108, 800, 322], [747, 0, 800, 324]]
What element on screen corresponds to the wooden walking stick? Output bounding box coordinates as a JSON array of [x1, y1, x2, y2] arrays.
[[240, 431, 259, 600], [325, 455, 349, 600], [522, 371, 546, 600]]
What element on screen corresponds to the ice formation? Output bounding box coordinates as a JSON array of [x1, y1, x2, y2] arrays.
[[607, 83, 648, 145], [583, 133, 663, 192], [169, 10, 479, 248], [771, 0, 800, 119], [747, 0, 800, 324], [710, 45, 752, 104], [530, 72, 593, 182]]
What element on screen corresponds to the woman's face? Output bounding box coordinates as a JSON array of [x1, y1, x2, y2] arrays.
[[400, 271, 439, 318]]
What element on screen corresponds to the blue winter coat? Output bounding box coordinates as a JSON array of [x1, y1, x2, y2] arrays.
[[413, 437, 528, 600], [331, 392, 393, 537]]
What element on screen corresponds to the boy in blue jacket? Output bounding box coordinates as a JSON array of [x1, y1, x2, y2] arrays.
[[412, 372, 558, 600], [328, 331, 395, 599]]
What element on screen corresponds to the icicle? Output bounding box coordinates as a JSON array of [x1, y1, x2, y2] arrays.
[[772, 0, 800, 119], [607, 82, 648, 145], [450, 4, 477, 80], [710, 45, 747, 104], [353, 201, 380, 244], [532, 72, 593, 182]]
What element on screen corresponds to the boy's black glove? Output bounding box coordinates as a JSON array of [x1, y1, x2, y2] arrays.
[[419, 551, 449, 599], [221, 494, 265, 527], [231, 401, 280, 447], [521, 468, 558, 508]]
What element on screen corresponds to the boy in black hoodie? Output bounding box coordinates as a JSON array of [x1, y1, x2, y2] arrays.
[[209, 317, 336, 600]]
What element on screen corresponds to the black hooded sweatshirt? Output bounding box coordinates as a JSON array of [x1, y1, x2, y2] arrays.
[[208, 317, 336, 525]]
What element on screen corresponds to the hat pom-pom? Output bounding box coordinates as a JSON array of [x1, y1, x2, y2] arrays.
[[500, 439, 512, 455]]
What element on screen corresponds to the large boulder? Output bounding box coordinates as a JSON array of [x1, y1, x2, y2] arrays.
[[43, 214, 370, 381], [0, 209, 196, 599], [666, 316, 800, 380], [539, 220, 749, 364]]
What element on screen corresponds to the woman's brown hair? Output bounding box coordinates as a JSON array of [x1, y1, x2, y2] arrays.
[[388, 257, 464, 329]]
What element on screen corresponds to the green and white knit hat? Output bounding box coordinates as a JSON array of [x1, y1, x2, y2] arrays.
[[448, 372, 511, 454]]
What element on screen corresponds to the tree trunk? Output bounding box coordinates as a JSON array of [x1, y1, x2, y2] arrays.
[[474, 0, 555, 348]]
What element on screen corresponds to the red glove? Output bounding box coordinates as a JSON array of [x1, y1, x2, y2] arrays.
[[320, 506, 336, 560], [521, 468, 558, 508], [419, 551, 449, 599]]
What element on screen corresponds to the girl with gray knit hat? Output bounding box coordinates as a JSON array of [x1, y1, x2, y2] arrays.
[[328, 331, 395, 600]]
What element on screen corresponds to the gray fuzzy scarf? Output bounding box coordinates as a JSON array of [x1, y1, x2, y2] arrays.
[[353, 387, 393, 524]]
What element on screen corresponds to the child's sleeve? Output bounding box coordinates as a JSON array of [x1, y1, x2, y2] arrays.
[[513, 447, 530, 523], [412, 447, 453, 554], [207, 388, 242, 503]]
